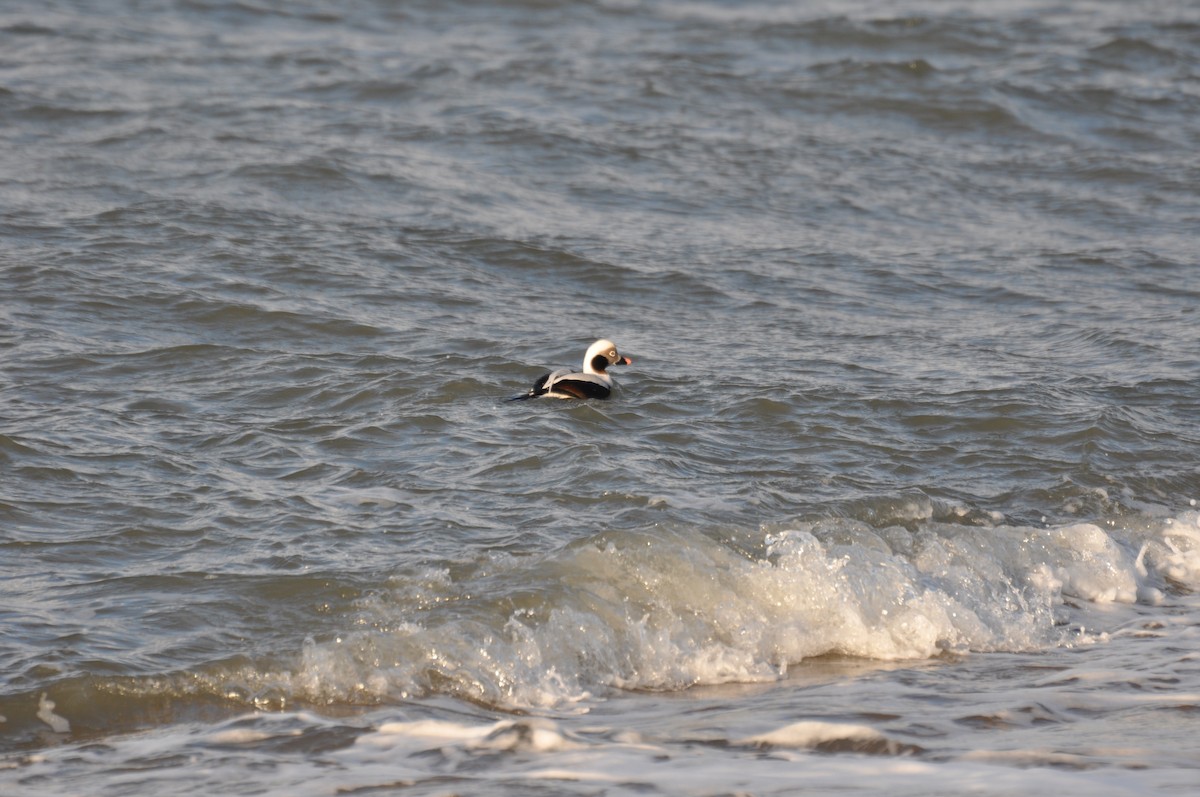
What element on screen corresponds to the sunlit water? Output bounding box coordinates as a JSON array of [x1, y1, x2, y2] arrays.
[[2, 0, 1199, 795]]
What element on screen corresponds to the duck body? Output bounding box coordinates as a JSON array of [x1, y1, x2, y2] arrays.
[[511, 339, 632, 401]]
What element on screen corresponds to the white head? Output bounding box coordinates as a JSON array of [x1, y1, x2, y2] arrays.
[[582, 339, 632, 375]]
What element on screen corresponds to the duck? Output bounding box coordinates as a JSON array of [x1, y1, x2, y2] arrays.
[[510, 339, 632, 400]]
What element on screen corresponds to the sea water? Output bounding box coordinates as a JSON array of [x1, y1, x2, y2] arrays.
[[2, 0, 1199, 794]]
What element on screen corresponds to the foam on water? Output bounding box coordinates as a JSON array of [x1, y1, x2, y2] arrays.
[[736, 720, 899, 752], [34, 695, 69, 735], [285, 508, 1200, 711]]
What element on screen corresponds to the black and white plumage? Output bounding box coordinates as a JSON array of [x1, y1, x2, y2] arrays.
[[510, 339, 632, 400]]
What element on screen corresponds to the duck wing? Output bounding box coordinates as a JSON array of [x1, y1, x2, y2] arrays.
[[546, 373, 612, 399]]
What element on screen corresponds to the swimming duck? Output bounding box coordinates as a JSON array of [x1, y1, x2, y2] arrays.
[[510, 339, 632, 400]]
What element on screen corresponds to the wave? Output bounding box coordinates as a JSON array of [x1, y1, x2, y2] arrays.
[[3, 505, 1196, 752], [281, 507, 1200, 709]]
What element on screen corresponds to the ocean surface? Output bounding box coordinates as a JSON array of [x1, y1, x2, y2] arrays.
[[2, 0, 1199, 794]]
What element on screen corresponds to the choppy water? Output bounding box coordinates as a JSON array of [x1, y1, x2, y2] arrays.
[[3, 0, 1200, 795]]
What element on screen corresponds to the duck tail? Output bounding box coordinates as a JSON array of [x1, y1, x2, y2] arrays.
[[507, 372, 551, 402]]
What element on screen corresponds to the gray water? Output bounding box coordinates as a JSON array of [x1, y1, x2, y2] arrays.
[[2, 1, 1200, 795]]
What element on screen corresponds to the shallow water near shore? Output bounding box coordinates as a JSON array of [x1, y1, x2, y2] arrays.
[[3, 0, 1200, 794]]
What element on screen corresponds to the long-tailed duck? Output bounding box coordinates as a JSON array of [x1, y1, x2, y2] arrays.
[[510, 339, 632, 400]]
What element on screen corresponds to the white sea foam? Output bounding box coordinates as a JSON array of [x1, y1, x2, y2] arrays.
[[371, 717, 571, 753], [1150, 514, 1200, 589], [735, 720, 890, 749], [284, 510, 1200, 711], [207, 728, 279, 744], [36, 693, 70, 734]]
